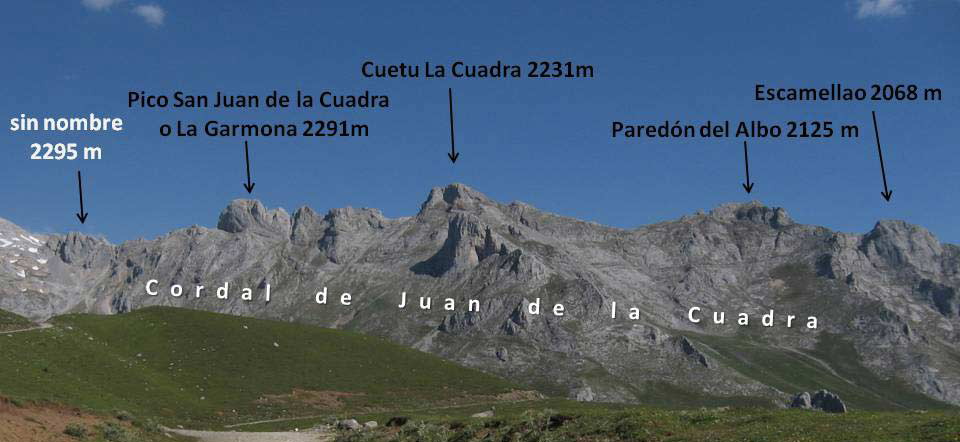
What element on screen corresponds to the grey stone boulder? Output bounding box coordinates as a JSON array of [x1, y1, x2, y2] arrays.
[[789, 391, 812, 409], [471, 410, 494, 418], [363, 421, 378, 429], [575, 386, 596, 402], [385, 417, 408, 427], [790, 390, 847, 413], [811, 390, 847, 413], [337, 419, 361, 430]]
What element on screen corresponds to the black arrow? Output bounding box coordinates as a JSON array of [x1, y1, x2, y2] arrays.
[[447, 88, 459, 163], [871, 111, 892, 201], [243, 140, 255, 193], [75, 170, 88, 224], [741, 140, 755, 194]]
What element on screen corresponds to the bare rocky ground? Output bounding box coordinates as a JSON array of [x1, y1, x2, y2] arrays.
[[1, 183, 958, 408], [0, 398, 147, 442]]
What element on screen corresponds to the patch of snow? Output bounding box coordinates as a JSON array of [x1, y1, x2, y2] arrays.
[[16, 269, 25, 278], [36, 258, 47, 264], [28, 247, 38, 254]]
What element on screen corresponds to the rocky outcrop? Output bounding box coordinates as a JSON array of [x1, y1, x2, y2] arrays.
[[790, 392, 812, 409], [419, 183, 494, 215], [412, 214, 509, 276], [790, 390, 847, 413], [673, 337, 711, 368], [217, 199, 291, 237], [575, 386, 596, 402], [860, 221, 944, 273], [336, 419, 361, 430], [921, 280, 958, 318], [710, 202, 794, 229]]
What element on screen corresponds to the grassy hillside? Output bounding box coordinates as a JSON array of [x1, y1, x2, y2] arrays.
[[0, 307, 519, 429], [0, 308, 33, 331], [333, 405, 960, 442], [691, 332, 952, 411], [1, 305, 956, 441], [681, 262, 955, 411]]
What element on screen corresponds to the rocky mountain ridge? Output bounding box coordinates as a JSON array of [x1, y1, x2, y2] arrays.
[[1, 183, 958, 408]]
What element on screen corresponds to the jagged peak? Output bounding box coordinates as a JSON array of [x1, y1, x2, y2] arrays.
[[863, 219, 942, 253], [419, 183, 495, 214], [323, 207, 387, 231], [292, 205, 319, 220], [325, 206, 384, 220], [217, 199, 291, 235], [869, 219, 933, 236], [857, 219, 945, 274], [708, 201, 793, 229]]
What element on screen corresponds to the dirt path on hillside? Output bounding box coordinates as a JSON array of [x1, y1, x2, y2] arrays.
[[774, 345, 856, 385], [774, 345, 914, 409], [165, 427, 334, 442], [0, 323, 51, 334], [223, 415, 330, 429], [223, 394, 542, 429]]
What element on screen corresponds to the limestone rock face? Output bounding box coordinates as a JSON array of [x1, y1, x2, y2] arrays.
[[2, 183, 960, 408], [811, 390, 847, 413], [419, 183, 494, 214], [791, 390, 847, 413], [790, 392, 812, 409], [575, 386, 596, 402], [710, 202, 794, 229], [217, 199, 291, 237]]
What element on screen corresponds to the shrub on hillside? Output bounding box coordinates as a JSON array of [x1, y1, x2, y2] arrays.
[[100, 422, 133, 442], [63, 423, 88, 439]]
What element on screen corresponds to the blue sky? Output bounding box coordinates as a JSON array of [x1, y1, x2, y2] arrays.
[[1, 0, 958, 243]]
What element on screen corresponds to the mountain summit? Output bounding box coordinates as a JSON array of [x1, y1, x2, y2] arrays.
[[0, 183, 958, 409]]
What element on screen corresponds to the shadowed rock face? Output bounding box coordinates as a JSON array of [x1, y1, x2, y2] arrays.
[[790, 391, 812, 409], [2, 183, 960, 408], [811, 390, 847, 413], [790, 390, 847, 413]]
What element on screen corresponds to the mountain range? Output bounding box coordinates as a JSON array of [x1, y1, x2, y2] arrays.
[[1, 183, 958, 409]]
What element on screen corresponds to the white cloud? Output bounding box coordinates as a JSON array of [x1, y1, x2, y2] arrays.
[[82, 0, 167, 28], [132, 4, 165, 27], [82, 0, 123, 10], [856, 0, 909, 18]]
